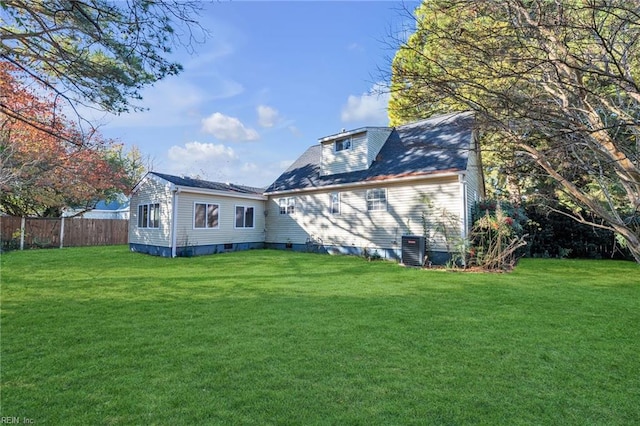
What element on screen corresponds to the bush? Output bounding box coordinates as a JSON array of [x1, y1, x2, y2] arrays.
[[470, 201, 527, 270]]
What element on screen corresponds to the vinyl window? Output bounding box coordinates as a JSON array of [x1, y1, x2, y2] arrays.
[[334, 138, 351, 152], [366, 188, 387, 211], [235, 206, 255, 228], [330, 192, 340, 214], [279, 197, 295, 215], [137, 203, 159, 228], [194, 203, 219, 229]]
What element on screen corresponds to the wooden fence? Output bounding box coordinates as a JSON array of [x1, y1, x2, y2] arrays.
[[1, 216, 128, 250]]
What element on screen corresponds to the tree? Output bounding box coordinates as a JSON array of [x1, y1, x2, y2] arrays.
[[0, 62, 142, 217], [388, 0, 640, 262], [0, 0, 204, 141]]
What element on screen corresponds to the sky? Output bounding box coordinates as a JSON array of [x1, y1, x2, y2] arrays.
[[98, 1, 419, 188]]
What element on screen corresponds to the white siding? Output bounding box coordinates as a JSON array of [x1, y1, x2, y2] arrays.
[[265, 176, 462, 252], [129, 176, 174, 247], [79, 209, 129, 220], [321, 132, 368, 176], [174, 192, 265, 247], [463, 132, 485, 232], [320, 128, 392, 176]]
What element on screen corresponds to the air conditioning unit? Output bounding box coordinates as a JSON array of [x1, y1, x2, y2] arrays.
[[402, 235, 426, 267]]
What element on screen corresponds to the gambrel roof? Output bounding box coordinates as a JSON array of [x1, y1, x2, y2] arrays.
[[265, 111, 475, 194], [149, 172, 265, 195]]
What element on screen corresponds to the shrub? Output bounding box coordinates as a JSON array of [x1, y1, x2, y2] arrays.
[[470, 201, 528, 270]]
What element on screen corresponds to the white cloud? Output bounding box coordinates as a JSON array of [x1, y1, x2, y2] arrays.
[[257, 105, 280, 128], [79, 74, 245, 131], [167, 141, 237, 163], [341, 83, 390, 124], [164, 141, 288, 187], [201, 112, 259, 141], [166, 141, 240, 181]]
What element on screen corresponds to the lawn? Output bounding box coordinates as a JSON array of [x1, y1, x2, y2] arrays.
[[1, 246, 639, 425]]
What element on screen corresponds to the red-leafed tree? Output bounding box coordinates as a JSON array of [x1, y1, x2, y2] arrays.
[[0, 62, 143, 217]]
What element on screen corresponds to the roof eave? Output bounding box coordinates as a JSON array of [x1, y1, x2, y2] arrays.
[[317, 126, 391, 143], [131, 172, 177, 194], [175, 185, 267, 200], [264, 170, 463, 196]]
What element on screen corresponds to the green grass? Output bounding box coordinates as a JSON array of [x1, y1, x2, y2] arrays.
[[1, 246, 639, 425]]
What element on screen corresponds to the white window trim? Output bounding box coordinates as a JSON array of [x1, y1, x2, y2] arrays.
[[366, 188, 387, 212], [234, 205, 255, 229], [137, 204, 147, 228], [330, 192, 340, 215], [279, 197, 295, 215], [193, 202, 220, 230], [150, 203, 160, 228], [137, 203, 160, 228], [334, 137, 351, 153]]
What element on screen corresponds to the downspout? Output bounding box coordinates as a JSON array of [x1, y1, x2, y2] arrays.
[[171, 188, 179, 257], [460, 173, 469, 268], [459, 173, 468, 240]]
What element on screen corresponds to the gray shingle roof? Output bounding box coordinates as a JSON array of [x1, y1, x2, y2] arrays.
[[265, 112, 474, 193], [151, 172, 265, 195]]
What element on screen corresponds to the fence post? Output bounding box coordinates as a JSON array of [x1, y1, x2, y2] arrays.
[[20, 216, 25, 250], [60, 216, 65, 248]]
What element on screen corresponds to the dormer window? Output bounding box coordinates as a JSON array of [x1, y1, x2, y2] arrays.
[[334, 138, 351, 152]]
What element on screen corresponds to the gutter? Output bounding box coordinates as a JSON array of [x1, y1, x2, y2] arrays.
[[171, 187, 179, 258], [264, 171, 462, 196], [175, 186, 267, 201], [459, 173, 468, 240]]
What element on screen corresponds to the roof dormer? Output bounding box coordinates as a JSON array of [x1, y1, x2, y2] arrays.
[[319, 127, 392, 176]]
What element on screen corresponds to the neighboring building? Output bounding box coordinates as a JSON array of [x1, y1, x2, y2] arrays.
[[63, 193, 130, 219], [129, 112, 484, 263], [129, 172, 266, 257]]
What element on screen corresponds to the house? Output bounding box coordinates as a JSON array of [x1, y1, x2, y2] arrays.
[[129, 112, 484, 263], [263, 111, 484, 263], [63, 193, 130, 219], [129, 172, 266, 257]]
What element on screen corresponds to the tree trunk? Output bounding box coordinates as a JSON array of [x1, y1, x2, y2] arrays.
[[612, 224, 640, 264]]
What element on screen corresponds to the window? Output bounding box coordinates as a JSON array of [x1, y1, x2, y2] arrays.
[[334, 138, 351, 152], [149, 203, 159, 228], [137, 203, 160, 228], [366, 188, 387, 211], [279, 197, 295, 215], [330, 192, 340, 214], [235, 206, 255, 228], [194, 203, 219, 229], [138, 204, 148, 228]]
